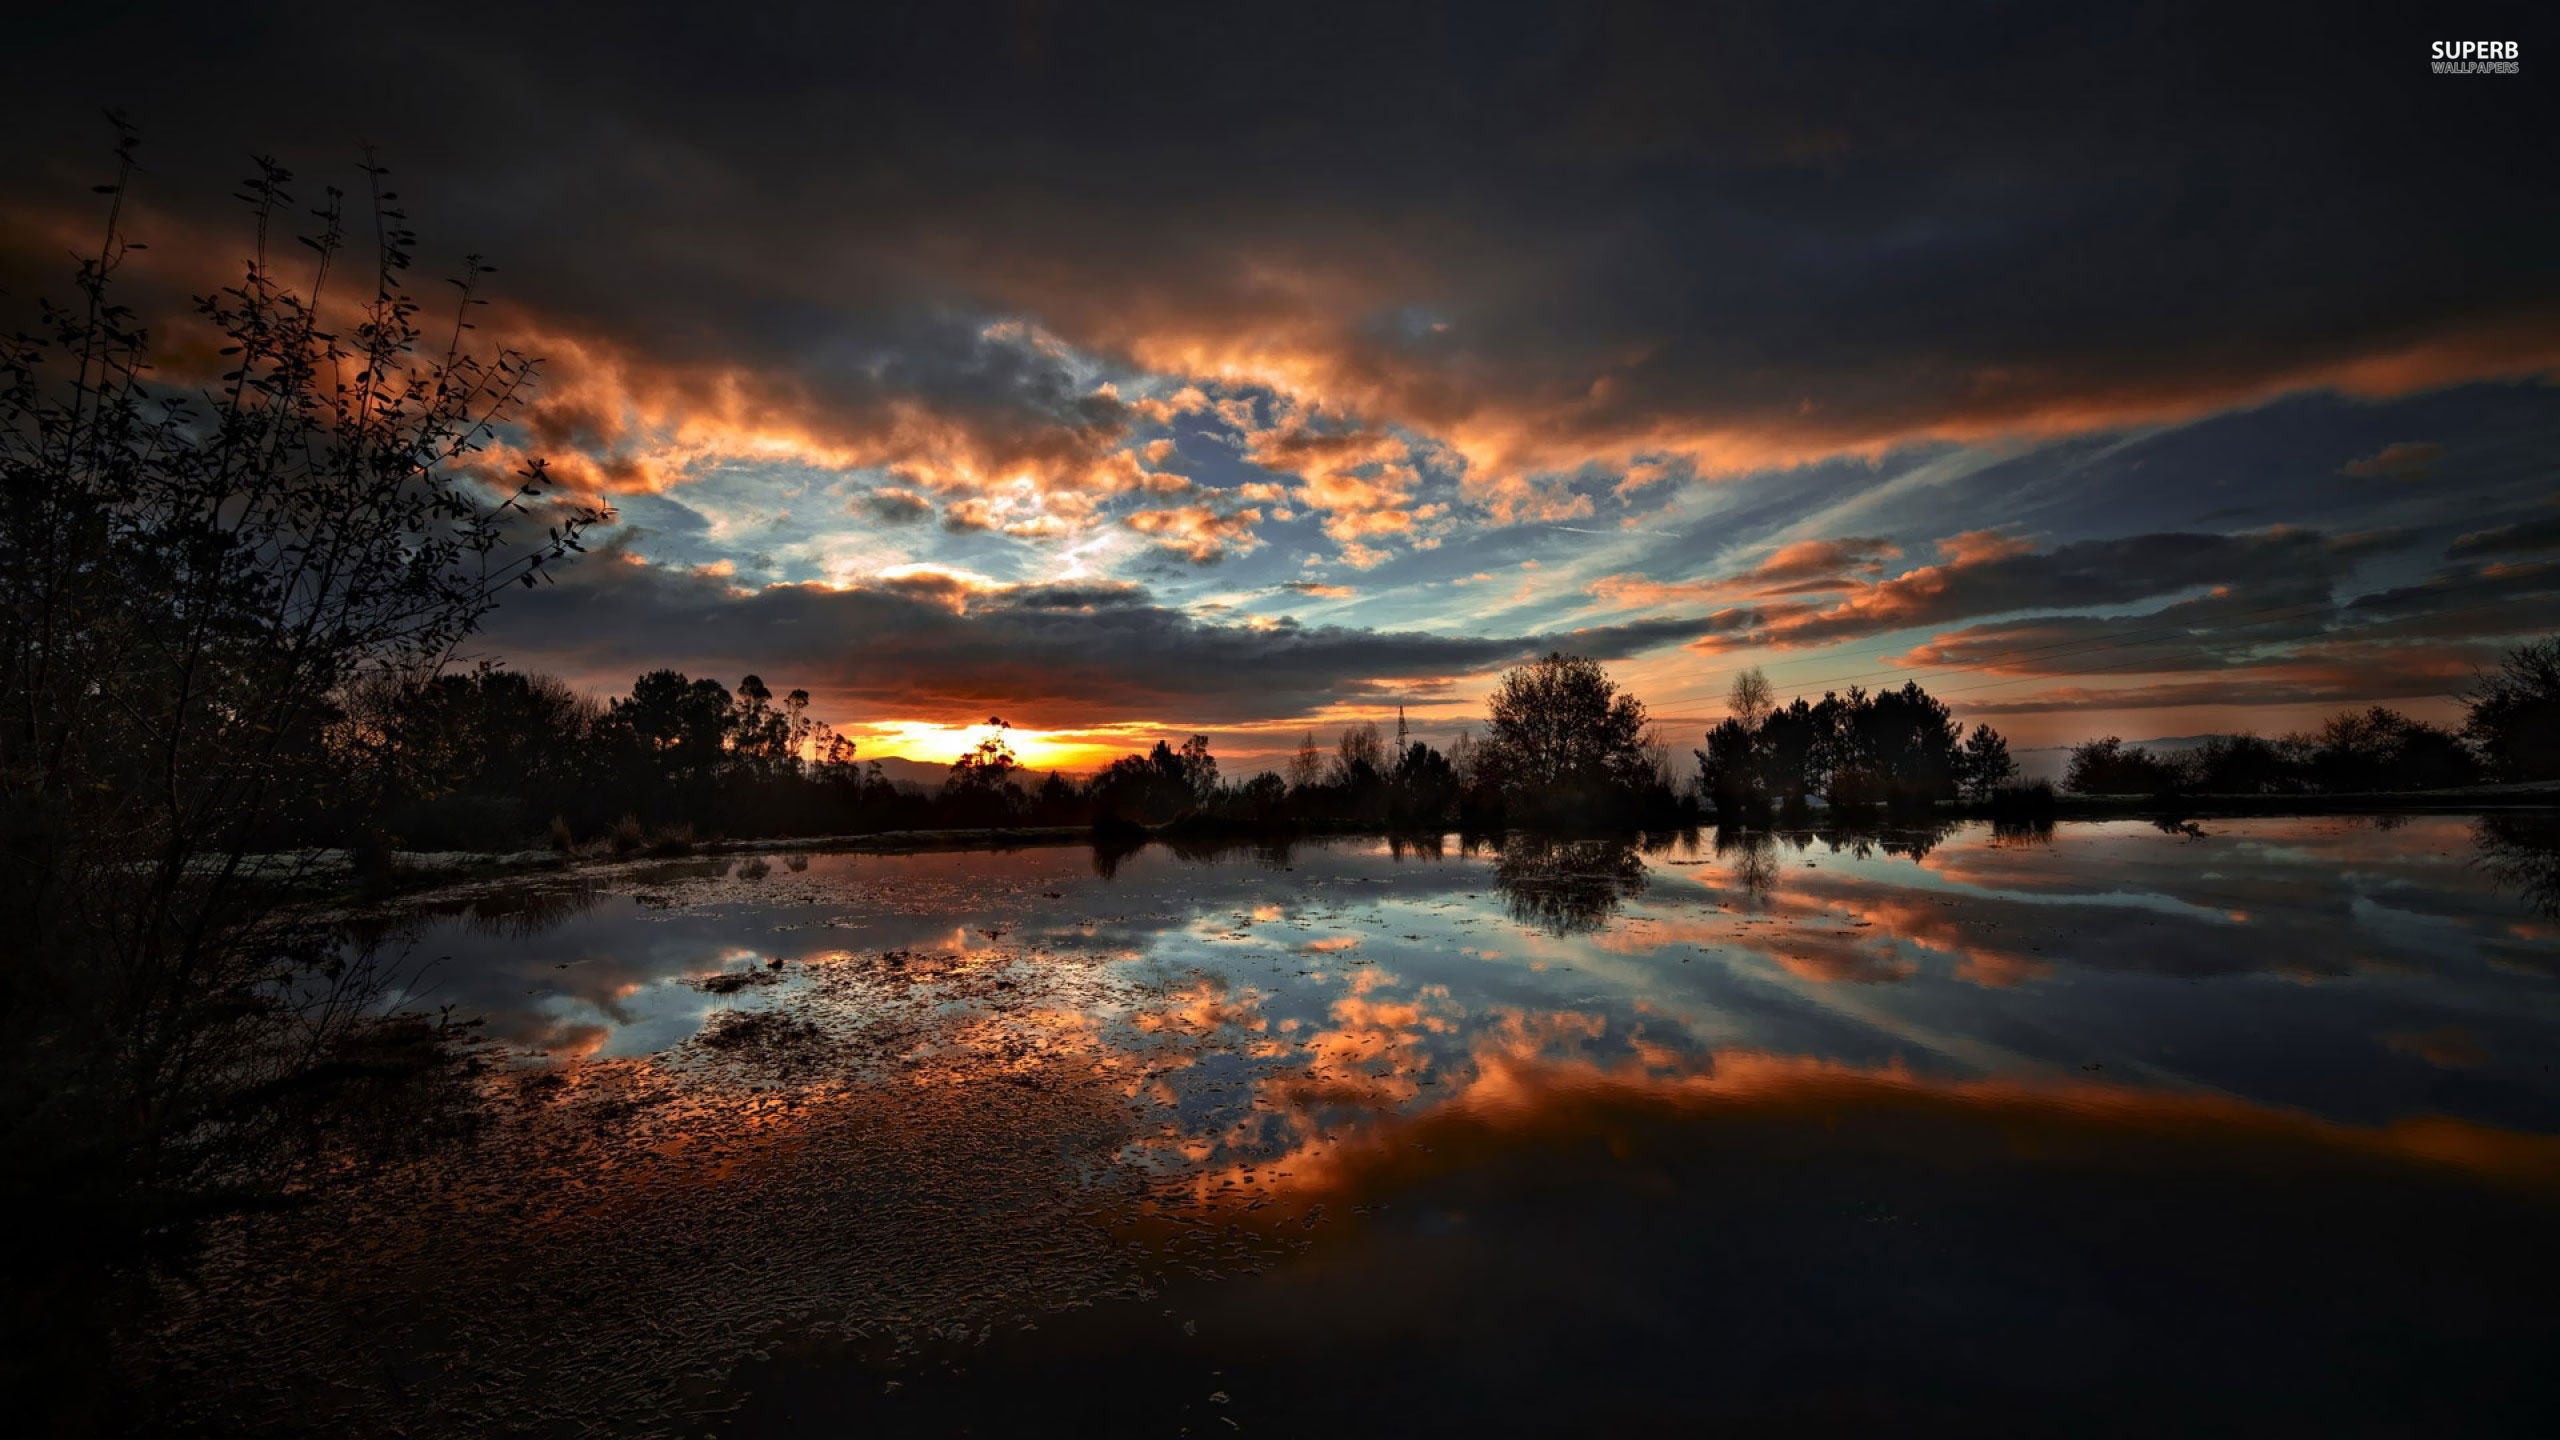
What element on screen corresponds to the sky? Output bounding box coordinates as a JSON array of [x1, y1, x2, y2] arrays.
[[3, 2, 2556, 773]]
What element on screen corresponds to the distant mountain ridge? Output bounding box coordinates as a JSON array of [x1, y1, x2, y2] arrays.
[[850, 754, 957, 792]]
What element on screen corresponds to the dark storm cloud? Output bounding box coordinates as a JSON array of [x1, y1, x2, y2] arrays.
[[3, 1, 2552, 497], [1688, 527, 2390, 655], [1896, 578, 2350, 676], [474, 542, 1719, 726], [2449, 501, 2560, 559], [1886, 554, 2560, 712], [7, 2, 2554, 733], [855, 487, 934, 525]]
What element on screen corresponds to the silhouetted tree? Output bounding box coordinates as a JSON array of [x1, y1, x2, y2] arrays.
[[1824, 681, 1963, 809], [345, 665, 596, 847], [728, 675, 797, 783], [1091, 734, 1219, 824], [1175, 734, 1221, 804], [1696, 716, 1764, 816], [2065, 737, 2183, 796], [0, 134, 599, 1311], [605, 669, 736, 786], [1698, 680, 1997, 817], [1332, 720, 1387, 787], [1726, 666, 1775, 728], [1482, 652, 1652, 822], [1232, 770, 1291, 820], [2464, 636, 2560, 782], [1388, 741, 1458, 825], [1957, 723, 2016, 799], [2300, 707, 2475, 792], [942, 717, 1026, 822], [2183, 732, 2302, 794], [1286, 729, 1324, 790]]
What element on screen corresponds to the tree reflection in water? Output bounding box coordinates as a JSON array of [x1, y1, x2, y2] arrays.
[[1713, 827, 1781, 902], [2476, 813, 2560, 918], [1490, 835, 1649, 935], [1712, 819, 1966, 904]]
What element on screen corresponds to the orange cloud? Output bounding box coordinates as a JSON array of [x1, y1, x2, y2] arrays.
[[1589, 535, 1901, 609], [1122, 502, 1266, 563]]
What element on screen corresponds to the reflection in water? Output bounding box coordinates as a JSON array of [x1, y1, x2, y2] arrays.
[[1714, 826, 1780, 901], [1490, 834, 1648, 934], [164, 816, 2560, 1434], [2477, 812, 2560, 918]]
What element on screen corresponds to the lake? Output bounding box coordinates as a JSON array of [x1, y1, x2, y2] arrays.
[[162, 814, 2560, 1435]]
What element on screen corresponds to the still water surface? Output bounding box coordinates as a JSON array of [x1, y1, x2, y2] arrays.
[[185, 816, 2560, 1434]]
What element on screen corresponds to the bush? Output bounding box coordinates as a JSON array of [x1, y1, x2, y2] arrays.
[[2065, 738, 2184, 796], [1986, 780, 2058, 820], [2299, 708, 2476, 792]]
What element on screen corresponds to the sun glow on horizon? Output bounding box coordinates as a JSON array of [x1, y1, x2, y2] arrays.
[[856, 719, 1113, 772]]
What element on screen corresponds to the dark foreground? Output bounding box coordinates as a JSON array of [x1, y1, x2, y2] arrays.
[[139, 815, 2560, 1436]]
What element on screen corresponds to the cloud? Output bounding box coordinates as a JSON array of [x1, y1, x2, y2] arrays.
[[12, 4, 2546, 554], [6, 4, 2558, 740], [2449, 501, 2560, 559], [474, 538, 1723, 727], [1589, 535, 1900, 608], [2341, 441, 2442, 481], [1949, 660, 2486, 715], [856, 487, 933, 524], [1122, 502, 1265, 564], [1686, 528, 2381, 656]]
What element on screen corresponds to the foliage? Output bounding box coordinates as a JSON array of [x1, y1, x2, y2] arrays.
[[0, 132, 599, 1328], [1489, 834, 1649, 935], [1481, 652, 1662, 824], [1091, 734, 1220, 825], [2068, 709, 2479, 797], [941, 717, 1027, 823], [1697, 680, 2000, 816], [1725, 666, 1775, 729], [2298, 707, 2476, 793], [1959, 724, 2016, 798], [2475, 812, 2560, 918], [2181, 732, 2304, 795], [2463, 636, 2560, 782], [2064, 737, 2186, 796]]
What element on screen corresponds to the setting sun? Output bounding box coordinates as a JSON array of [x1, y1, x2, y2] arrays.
[[859, 719, 1101, 773]]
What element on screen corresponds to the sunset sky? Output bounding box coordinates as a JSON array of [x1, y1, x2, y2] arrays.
[[5, 4, 2555, 772]]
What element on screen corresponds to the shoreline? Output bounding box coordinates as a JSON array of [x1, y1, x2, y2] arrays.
[[277, 792, 2560, 904]]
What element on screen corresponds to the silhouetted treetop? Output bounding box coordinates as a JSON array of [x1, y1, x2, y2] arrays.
[[2465, 636, 2560, 782]]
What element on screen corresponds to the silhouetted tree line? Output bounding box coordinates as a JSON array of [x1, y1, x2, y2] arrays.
[[347, 651, 1701, 850], [366, 636, 2560, 852], [1689, 638, 2560, 819], [2064, 641, 2560, 795], [1695, 669, 2026, 820]]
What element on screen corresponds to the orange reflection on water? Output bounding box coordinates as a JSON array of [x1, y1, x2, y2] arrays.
[[1154, 1015, 2560, 1223]]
